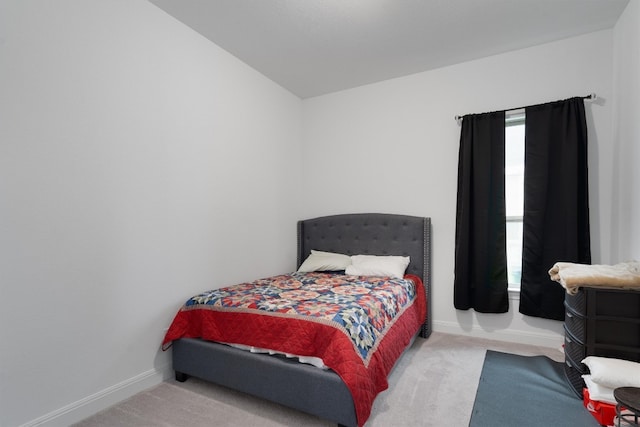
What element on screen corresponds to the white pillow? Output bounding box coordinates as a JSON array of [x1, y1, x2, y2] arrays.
[[345, 255, 410, 279], [582, 356, 640, 389], [297, 250, 352, 272], [582, 374, 617, 404]]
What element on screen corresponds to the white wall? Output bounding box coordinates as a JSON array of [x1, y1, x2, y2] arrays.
[[301, 30, 615, 347], [0, 1, 301, 426], [612, 0, 640, 260]]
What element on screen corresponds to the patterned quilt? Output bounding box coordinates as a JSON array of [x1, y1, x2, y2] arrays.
[[162, 272, 426, 426]]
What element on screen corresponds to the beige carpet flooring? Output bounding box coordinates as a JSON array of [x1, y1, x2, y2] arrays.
[[74, 332, 564, 427]]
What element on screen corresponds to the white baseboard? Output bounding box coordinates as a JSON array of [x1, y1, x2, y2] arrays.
[[20, 324, 562, 426], [21, 364, 173, 427], [432, 319, 564, 349]]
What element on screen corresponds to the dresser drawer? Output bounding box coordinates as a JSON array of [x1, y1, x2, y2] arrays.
[[594, 320, 640, 348], [564, 330, 586, 364], [564, 357, 586, 397], [591, 347, 640, 362], [565, 291, 587, 315], [593, 290, 640, 319], [564, 306, 586, 343]]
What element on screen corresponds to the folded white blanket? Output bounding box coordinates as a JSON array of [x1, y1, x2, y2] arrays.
[[583, 374, 616, 404], [582, 356, 640, 390], [548, 261, 640, 295]]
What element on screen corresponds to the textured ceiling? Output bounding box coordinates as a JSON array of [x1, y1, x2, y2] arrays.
[[149, 0, 629, 98]]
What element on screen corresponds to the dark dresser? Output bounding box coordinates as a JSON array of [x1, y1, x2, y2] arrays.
[[564, 287, 640, 396]]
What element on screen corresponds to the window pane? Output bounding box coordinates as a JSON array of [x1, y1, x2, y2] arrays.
[[505, 123, 524, 217], [507, 220, 523, 286]]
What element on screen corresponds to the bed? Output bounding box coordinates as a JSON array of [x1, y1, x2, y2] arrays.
[[162, 213, 432, 427]]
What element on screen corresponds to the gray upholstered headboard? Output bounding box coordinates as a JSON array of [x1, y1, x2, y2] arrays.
[[297, 213, 432, 337]]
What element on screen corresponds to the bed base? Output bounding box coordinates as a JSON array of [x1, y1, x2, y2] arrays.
[[173, 333, 422, 427], [173, 337, 358, 426]]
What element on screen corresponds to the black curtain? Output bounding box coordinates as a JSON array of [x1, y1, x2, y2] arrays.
[[454, 111, 509, 313], [519, 97, 591, 320]]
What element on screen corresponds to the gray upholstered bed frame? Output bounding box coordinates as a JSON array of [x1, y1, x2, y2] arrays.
[[172, 213, 432, 427]]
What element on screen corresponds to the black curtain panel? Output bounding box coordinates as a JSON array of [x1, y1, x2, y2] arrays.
[[519, 97, 591, 320], [454, 111, 509, 313]]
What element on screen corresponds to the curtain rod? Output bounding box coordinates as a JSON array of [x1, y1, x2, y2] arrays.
[[454, 93, 597, 122]]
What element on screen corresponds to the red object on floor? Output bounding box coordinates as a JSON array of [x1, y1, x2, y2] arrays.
[[583, 388, 617, 426]]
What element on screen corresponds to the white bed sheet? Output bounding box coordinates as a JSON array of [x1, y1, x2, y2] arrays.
[[223, 342, 328, 369]]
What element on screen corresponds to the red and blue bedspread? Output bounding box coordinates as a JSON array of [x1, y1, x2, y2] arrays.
[[162, 271, 426, 427]]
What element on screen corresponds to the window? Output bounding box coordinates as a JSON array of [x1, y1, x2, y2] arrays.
[[505, 111, 525, 291]]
